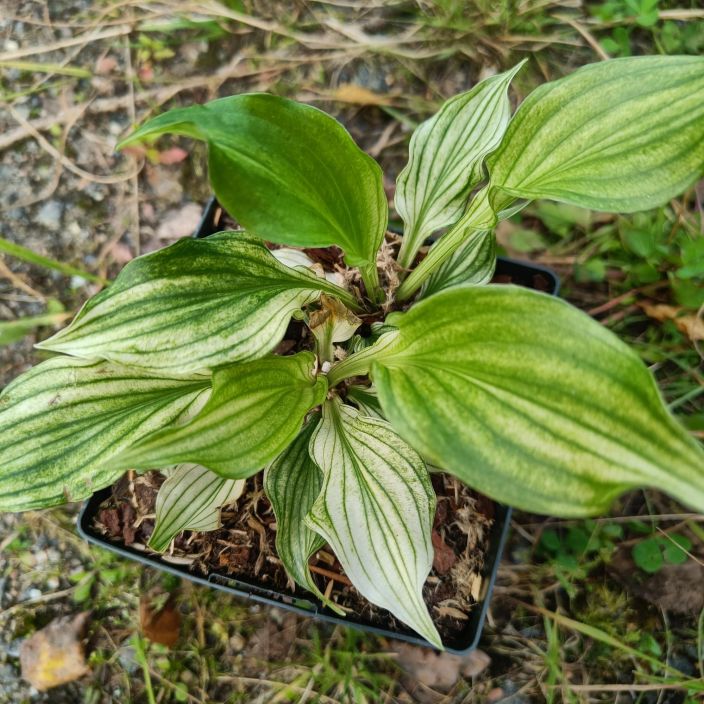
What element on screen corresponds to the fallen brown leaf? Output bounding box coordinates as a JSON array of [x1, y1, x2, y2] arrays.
[[395, 641, 491, 694], [609, 546, 704, 615], [139, 594, 181, 647], [432, 530, 457, 574], [20, 612, 90, 691], [640, 302, 704, 342]]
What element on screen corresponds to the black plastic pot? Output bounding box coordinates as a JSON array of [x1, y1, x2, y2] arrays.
[[78, 199, 559, 654]]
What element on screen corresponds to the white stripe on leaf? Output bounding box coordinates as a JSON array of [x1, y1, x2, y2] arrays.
[[264, 418, 343, 614], [38, 232, 357, 373], [488, 56, 704, 213], [371, 286, 704, 517], [306, 400, 441, 648], [149, 464, 245, 552], [0, 356, 210, 512], [112, 352, 327, 478], [394, 63, 524, 268]]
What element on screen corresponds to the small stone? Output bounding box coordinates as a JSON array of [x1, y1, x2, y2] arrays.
[[36, 200, 63, 231], [229, 633, 246, 652]]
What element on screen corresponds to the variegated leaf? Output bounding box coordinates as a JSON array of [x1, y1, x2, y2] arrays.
[[114, 353, 327, 478], [118, 94, 387, 270], [306, 401, 441, 648], [421, 229, 495, 298], [394, 63, 523, 268], [149, 463, 245, 552], [488, 55, 704, 213], [346, 385, 384, 419], [38, 232, 357, 374], [263, 418, 342, 613], [367, 286, 704, 517], [0, 357, 210, 512], [271, 248, 315, 270]]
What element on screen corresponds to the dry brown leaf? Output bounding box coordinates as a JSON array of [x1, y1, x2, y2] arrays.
[[395, 642, 491, 692], [330, 84, 391, 106], [640, 302, 704, 342], [20, 612, 90, 691], [609, 546, 704, 615], [139, 594, 181, 647], [431, 530, 457, 575]]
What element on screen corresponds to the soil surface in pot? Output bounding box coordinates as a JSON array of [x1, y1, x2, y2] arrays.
[[92, 471, 494, 645]]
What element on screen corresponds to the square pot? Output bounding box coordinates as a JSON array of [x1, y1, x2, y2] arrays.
[[77, 199, 559, 654]]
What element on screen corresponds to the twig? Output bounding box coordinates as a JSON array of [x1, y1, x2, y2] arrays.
[[309, 563, 352, 586], [557, 16, 610, 61], [217, 675, 339, 704], [0, 25, 132, 61], [123, 33, 141, 256], [0, 257, 45, 300], [0, 586, 76, 622], [563, 682, 698, 693], [6, 104, 140, 185], [0, 56, 255, 152]]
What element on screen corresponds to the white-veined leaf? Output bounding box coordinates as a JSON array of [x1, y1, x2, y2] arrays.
[[148, 463, 245, 552], [488, 55, 704, 212], [263, 418, 343, 614], [306, 400, 441, 648], [394, 63, 523, 267], [421, 229, 495, 297], [346, 385, 384, 419], [271, 248, 315, 270], [118, 94, 387, 269], [0, 356, 210, 512], [368, 286, 704, 517], [114, 352, 327, 478], [38, 232, 357, 374]]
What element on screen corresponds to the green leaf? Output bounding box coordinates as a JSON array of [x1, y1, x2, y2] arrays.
[[263, 418, 343, 614], [38, 232, 356, 373], [114, 353, 327, 478], [421, 229, 495, 297], [488, 56, 704, 213], [0, 356, 210, 512], [118, 94, 387, 268], [632, 538, 664, 573], [306, 400, 441, 648], [661, 534, 692, 565], [367, 286, 704, 517], [148, 464, 245, 552], [346, 385, 384, 419], [394, 64, 523, 268]]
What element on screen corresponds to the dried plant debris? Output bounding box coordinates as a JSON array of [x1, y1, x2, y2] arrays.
[[139, 591, 181, 647], [20, 612, 90, 691], [93, 471, 493, 644]]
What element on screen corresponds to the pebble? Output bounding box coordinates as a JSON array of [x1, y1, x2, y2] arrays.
[[117, 645, 139, 674], [36, 200, 63, 231]]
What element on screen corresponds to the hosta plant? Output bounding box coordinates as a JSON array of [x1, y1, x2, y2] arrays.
[[2, 55, 704, 649]]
